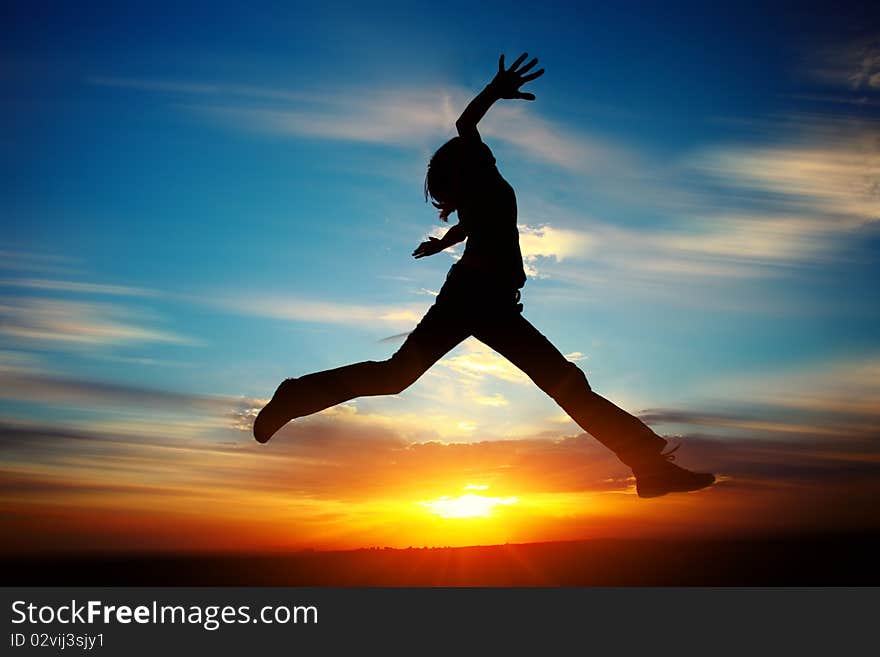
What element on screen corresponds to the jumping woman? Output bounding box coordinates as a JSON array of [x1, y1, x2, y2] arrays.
[[254, 53, 715, 498]]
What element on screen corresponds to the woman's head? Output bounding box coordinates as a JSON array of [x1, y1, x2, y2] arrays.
[[424, 137, 494, 221]]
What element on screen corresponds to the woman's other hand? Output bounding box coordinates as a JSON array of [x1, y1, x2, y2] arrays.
[[412, 237, 443, 259]]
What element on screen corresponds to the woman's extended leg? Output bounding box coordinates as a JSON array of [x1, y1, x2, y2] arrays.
[[254, 300, 470, 443], [473, 311, 714, 497], [473, 312, 665, 464]]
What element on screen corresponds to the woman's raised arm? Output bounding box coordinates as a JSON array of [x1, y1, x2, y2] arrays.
[[455, 53, 545, 140]]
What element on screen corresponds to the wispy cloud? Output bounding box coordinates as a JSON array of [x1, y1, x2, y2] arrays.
[[0, 349, 42, 375], [431, 116, 876, 291], [652, 353, 880, 441], [524, 214, 841, 298], [809, 34, 880, 91], [480, 103, 628, 172], [219, 293, 425, 327], [87, 75, 638, 175], [88, 76, 317, 101], [639, 408, 857, 439], [721, 354, 880, 420], [0, 297, 193, 347], [525, 116, 879, 294], [0, 367, 249, 416], [695, 125, 879, 227], [0, 278, 158, 297], [0, 248, 79, 276], [4, 401, 880, 553], [0, 356, 258, 440], [195, 90, 456, 146], [82, 68, 879, 306], [650, 215, 839, 263]]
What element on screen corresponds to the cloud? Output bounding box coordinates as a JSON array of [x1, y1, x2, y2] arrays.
[[650, 354, 880, 441], [0, 367, 249, 415], [473, 393, 509, 407], [695, 126, 879, 227], [517, 224, 595, 277], [4, 405, 880, 513], [609, 116, 876, 286], [638, 408, 857, 439], [678, 434, 880, 488], [0, 254, 175, 349], [88, 75, 455, 144], [719, 354, 880, 420], [534, 216, 838, 297], [809, 35, 880, 91], [3, 387, 880, 554], [0, 248, 79, 276], [88, 76, 317, 101], [197, 96, 448, 146], [479, 103, 627, 172], [519, 224, 594, 261], [0, 349, 42, 374], [0, 415, 622, 504], [515, 114, 879, 292], [87, 74, 876, 292], [218, 293, 425, 327], [529, 115, 879, 294], [0, 278, 158, 297], [0, 354, 259, 441], [427, 222, 595, 279], [297, 402, 485, 442], [438, 346, 530, 385], [88, 75, 638, 175], [450, 119, 876, 292], [0, 297, 194, 347], [654, 216, 831, 262]]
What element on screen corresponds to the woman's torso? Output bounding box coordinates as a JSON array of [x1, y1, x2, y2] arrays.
[[452, 162, 527, 291]]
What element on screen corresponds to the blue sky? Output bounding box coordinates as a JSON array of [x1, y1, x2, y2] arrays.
[[1, 1, 879, 551]]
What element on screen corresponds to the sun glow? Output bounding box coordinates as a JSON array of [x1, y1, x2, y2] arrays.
[[419, 488, 519, 519]]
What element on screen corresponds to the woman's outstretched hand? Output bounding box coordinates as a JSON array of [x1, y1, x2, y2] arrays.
[[455, 52, 543, 139], [412, 237, 443, 259], [489, 53, 545, 101]]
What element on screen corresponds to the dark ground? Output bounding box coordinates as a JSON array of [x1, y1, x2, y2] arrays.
[[5, 532, 879, 586]]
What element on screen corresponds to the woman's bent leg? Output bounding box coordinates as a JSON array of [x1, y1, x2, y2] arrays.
[[254, 300, 470, 442], [475, 312, 714, 496], [473, 312, 666, 466]]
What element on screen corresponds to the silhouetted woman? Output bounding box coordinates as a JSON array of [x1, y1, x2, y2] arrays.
[[255, 54, 714, 497]]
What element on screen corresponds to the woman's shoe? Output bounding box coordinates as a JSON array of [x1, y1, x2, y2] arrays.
[[632, 446, 715, 498], [253, 378, 300, 444]]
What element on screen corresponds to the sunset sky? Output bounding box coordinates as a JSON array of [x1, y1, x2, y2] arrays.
[[2, 1, 879, 554]]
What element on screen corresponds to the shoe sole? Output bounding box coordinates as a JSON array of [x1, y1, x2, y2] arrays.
[[636, 473, 715, 499]]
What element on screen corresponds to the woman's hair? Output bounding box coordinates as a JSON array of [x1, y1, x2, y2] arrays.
[[424, 137, 494, 221]]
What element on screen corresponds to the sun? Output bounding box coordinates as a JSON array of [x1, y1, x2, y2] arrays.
[[419, 486, 518, 519]]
